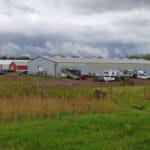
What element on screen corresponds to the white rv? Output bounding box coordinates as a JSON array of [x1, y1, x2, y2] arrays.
[[103, 70, 123, 82]]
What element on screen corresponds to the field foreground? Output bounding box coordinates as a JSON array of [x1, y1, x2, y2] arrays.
[[0, 75, 149, 149], [0, 113, 150, 150]]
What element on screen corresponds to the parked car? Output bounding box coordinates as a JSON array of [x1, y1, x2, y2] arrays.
[[80, 75, 89, 80], [0, 69, 6, 75], [138, 74, 150, 79], [115, 76, 125, 81], [93, 76, 104, 82]]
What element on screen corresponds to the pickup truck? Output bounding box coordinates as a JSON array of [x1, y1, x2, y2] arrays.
[[137, 71, 150, 79], [138, 74, 150, 79], [104, 75, 115, 82]]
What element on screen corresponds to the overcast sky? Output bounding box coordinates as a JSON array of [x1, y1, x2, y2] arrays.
[[0, 0, 150, 58]]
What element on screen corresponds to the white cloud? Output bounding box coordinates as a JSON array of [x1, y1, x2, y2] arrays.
[[0, 0, 150, 57]]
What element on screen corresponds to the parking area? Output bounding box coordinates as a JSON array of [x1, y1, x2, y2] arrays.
[[0, 72, 149, 88]]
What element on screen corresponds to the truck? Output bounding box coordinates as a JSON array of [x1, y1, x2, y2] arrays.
[[137, 70, 150, 79]]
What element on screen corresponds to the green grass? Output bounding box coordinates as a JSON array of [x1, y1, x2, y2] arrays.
[[0, 78, 149, 149], [0, 113, 149, 150]]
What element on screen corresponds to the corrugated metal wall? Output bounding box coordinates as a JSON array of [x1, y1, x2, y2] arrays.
[[57, 63, 150, 76], [28, 58, 150, 76], [28, 58, 55, 76]]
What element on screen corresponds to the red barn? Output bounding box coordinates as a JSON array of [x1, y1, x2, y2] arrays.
[[9, 61, 29, 72]]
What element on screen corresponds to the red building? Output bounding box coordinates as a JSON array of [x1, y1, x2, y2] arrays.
[[9, 61, 29, 72]]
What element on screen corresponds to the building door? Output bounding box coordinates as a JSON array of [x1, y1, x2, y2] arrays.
[[38, 65, 42, 72]]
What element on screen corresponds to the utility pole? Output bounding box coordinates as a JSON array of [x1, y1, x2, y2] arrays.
[[54, 63, 57, 78]]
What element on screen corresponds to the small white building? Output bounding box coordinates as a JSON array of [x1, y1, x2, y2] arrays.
[[0, 60, 13, 70], [28, 56, 150, 76], [0, 60, 30, 71]]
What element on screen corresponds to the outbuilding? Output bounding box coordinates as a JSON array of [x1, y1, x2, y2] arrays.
[[9, 60, 30, 72], [28, 56, 150, 76], [0, 60, 14, 70]]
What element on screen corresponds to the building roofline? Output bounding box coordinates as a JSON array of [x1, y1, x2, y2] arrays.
[[28, 56, 150, 65]]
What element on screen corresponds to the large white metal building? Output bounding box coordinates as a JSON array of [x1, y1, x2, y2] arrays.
[[28, 56, 150, 76]]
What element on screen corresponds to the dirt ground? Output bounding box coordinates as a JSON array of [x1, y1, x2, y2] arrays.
[[47, 78, 150, 88], [0, 72, 150, 87]]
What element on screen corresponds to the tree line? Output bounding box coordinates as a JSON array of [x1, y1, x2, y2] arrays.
[[128, 54, 150, 61], [0, 56, 30, 60]]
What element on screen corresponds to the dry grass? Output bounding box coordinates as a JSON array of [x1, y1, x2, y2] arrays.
[[0, 80, 118, 122], [142, 85, 150, 100], [0, 96, 117, 121], [0, 78, 149, 122]]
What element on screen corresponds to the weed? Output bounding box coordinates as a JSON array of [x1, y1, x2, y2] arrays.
[[0, 79, 149, 122]]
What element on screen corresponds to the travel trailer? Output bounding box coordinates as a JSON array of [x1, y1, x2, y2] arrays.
[[103, 70, 124, 82]]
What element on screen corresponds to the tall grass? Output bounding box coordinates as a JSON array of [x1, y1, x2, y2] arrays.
[[0, 80, 149, 122], [0, 97, 117, 122]]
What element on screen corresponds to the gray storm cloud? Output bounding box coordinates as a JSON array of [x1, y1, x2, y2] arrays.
[[68, 0, 150, 14], [0, 0, 150, 58]]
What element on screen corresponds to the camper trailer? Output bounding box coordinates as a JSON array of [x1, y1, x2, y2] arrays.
[[103, 70, 123, 82]]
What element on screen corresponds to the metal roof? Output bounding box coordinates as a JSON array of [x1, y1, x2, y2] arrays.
[[0, 60, 30, 65], [12, 60, 30, 66], [42, 56, 150, 64], [0, 60, 13, 65]]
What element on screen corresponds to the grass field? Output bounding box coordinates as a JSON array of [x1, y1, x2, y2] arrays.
[[0, 77, 149, 149]]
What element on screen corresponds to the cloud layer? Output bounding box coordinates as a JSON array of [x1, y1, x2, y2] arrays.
[[0, 0, 150, 58]]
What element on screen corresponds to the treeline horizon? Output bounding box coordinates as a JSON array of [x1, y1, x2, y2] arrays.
[[0, 56, 30, 60], [0, 54, 150, 60], [128, 54, 150, 61]]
